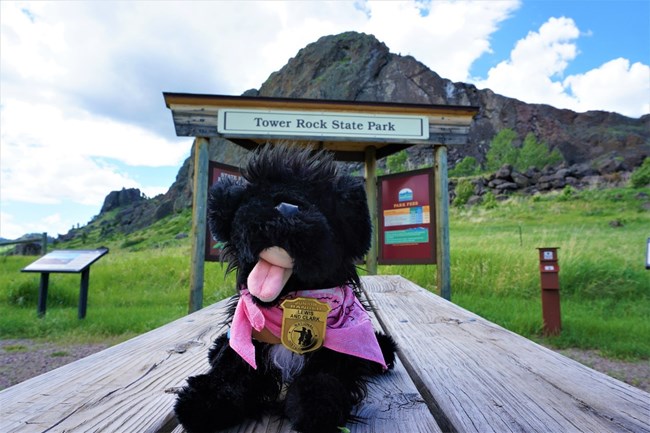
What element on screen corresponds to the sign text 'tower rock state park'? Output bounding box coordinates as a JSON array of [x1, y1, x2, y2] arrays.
[[218, 108, 429, 141]]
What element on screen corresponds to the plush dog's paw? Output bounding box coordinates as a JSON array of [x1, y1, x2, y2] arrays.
[[174, 374, 245, 433], [376, 332, 398, 371], [285, 372, 353, 433]]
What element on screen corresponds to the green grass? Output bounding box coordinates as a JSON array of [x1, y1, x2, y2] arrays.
[[380, 187, 650, 360], [3, 344, 28, 353], [1, 187, 648, 360], [0, 245, 235, 344]]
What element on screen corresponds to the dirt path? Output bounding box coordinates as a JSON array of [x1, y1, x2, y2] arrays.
[[0, 339, 648, 392], [554, 347, 649, 391], [0, 339, 110, 390]]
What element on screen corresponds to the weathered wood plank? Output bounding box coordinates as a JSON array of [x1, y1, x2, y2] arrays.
[[172, 123, 469, 146], [362, 275, 650, 433], [433, 145, 451, 300], [365, 146, 378, 275], [189, 136, 210, 313], [0, 297, 227, 432], [164, 96, 478, 123]]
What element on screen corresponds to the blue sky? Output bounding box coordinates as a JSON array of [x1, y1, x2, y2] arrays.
[[1, 0, 649, 240], [470, 1, 649, 78]]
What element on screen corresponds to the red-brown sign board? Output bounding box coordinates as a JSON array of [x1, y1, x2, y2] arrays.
[[378, 168, 436, 264], [205, 161, 241, 262]]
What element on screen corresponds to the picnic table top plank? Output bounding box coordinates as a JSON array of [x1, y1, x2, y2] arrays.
[[0, 300, 223, 432], [362, 275, 650, 433]]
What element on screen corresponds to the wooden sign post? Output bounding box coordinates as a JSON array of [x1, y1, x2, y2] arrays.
[[164, 93, 477, 308]]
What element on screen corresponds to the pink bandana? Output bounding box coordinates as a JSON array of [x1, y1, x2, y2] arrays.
[[230, 286, 387, 370]]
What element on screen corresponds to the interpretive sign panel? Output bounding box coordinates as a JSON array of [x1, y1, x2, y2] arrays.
[[22, 248, 109, 273], [21, 248, 109, 319], [378, 169, 435, 264], [205, 161, 241, 261], [218, 108, 429, 141]]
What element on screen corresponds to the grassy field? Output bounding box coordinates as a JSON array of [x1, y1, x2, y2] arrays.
[[1, 187, 648, 360]]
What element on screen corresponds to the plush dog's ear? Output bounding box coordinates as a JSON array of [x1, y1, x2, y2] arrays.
[[207, 175, 248, 242], [332, 175, 372, 260]]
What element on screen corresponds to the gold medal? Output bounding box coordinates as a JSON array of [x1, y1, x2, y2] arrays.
[[280, 297, 331, 355]]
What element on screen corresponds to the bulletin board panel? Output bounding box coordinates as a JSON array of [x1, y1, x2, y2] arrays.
[[378, 168, 436, 265], [22, 248, 109, 273], [204, 161, 241, 262]]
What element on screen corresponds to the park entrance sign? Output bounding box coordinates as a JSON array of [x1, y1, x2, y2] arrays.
[[164, 93, 478, 311], [217, 108, 429, 141]]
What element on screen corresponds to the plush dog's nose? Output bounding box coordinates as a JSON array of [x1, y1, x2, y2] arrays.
[[275, 202, 299, 217]]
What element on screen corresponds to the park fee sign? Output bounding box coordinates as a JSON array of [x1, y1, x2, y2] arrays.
[[217, 108, 429, 141]]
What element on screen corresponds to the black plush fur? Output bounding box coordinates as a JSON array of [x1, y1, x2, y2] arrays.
[[174, 145, 397, 433]]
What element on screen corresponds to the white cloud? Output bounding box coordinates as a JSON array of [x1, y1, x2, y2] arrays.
[[0, 212, 23, 240], [0, 99, 187, 205], [140, 185, 169, 199], [362, 0, 520, 82], [563, 58, 650, 116], [472, 17, 580, 107], [473, 16, 650, 117], [0, 210, 72, 240]]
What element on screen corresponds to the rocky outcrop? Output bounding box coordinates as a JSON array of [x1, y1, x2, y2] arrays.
[[100, 188, 146, 213], [13, 242, 42, 256], [450, 162, 634, 206]]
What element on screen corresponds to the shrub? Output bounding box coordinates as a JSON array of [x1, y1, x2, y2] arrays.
[[558, 185, 577, 201], [630, 157, 650, 188], [486, 129, 564, 173], [453, 179, 475, 207], [386, 150, 408, 173], [482, 191, 498, 209], [517, 133, 563, 171], [449, 156, 480, 177]]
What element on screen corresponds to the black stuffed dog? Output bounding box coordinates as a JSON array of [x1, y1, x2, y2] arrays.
[[175, 145, 397, 433]]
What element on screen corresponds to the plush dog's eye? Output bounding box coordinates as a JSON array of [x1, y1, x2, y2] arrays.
[[275, 202, 300, 217]]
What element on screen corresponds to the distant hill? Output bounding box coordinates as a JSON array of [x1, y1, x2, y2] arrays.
[[63, 31, 650, 239]]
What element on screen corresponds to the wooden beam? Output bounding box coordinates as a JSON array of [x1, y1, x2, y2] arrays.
[[365, 146, 378, 275], [188, 137, 209, 313], [434, 145, 451, 301], [164, 93, 479, 119]]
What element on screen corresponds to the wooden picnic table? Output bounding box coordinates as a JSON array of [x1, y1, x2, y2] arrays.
[[1, 275, 648, 432]]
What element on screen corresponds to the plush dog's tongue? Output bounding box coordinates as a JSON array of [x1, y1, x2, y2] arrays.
[[247, 247, 293, 303]]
